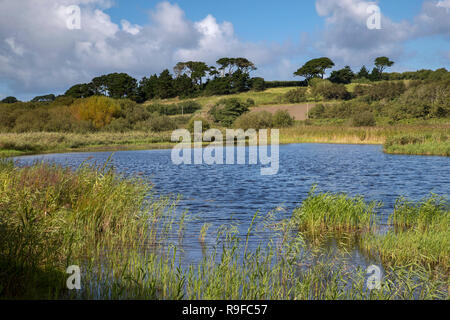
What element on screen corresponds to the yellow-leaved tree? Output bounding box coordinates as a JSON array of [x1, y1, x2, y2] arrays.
[[71, 96, 121, 129]]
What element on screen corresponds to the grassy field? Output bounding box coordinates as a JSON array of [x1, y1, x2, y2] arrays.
[[144, 87, 300, 109], [0, 161, 447, 300]]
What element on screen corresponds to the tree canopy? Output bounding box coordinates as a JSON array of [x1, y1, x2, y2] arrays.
[[375, 57, 395, 74], [329, 66, 355, 84], [294, 57, 335, 82]]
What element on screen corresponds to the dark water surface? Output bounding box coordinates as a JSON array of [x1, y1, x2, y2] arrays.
[[14, 143, 450, 266]]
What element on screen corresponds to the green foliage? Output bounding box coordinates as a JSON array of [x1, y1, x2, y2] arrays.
[[311, 81, 351, 100], [1, 96, 19, 103], [155, 69, 176, 99], [135, 114, 178, 132], [65, 83, 95, 99], [272, 110, 294, 127], [294, 57, 335, 82], [384, 134, 450, 156], [91, 73, 138, 99], [187, 117, 211, 132], [351, 111, 376, 127], [360, 82, 406, 101], [234, 111, 273, 130], [362, 195, 449, 268], [308, 104, 325, 119], [329, 66, 354, 84], [251, 77, 266, 91], [31, 94, 56, 102], [374, 56, 395, 74], [146, 101, 201, 116], [357, 66, 370, 79], [209, 98, 250, 127], [292, 187, 380, 234], [204, 77, 232, 96], [283, 88, 307, 103], [264, 81, 307, 88]]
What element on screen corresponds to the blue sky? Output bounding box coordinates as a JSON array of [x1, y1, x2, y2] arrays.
[[0, 0, 449, 100], [105, 0, 424, 42]]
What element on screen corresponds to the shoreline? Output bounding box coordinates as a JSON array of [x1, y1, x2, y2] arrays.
[[3, 139, 449, 158]]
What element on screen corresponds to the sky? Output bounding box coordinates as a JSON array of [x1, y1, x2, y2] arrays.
[[0, 0, 449, 101]]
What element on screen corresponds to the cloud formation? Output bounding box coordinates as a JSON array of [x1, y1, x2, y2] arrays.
[[314, 0, 450, 68], [0, 0, 448, 99], [0, 0, 302, 99]]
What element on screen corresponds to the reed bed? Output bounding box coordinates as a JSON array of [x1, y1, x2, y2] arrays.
[[0, 131, 174, 156], [291, 187, 380, 236], [384, 133, 450, 156], [0, 122, 448, 157], [0, 161, 448, 300], [361, 196, 449, 270]]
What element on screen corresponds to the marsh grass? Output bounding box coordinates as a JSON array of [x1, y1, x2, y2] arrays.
[[291, 187, 380, 236], [384, 133, 450, 156], [0, 159, 174, 298], [0, 161, 448, 300], [0, 131, 175, 156], [361, 196, 449, 270]]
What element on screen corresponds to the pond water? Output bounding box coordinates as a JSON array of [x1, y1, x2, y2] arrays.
[[14, 143, 450, 266]]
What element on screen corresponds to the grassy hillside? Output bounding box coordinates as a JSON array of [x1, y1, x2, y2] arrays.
[[1, 80, 449, 157]]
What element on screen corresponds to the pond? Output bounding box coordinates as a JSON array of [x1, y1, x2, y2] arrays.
[[14, 143, 450, 266]]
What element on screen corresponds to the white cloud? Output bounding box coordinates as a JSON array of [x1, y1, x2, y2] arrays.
[[121, 20, 142, 35], [437, 0, 450, 9], [0, 0, 305, 98], [0, 0, 448, 99], [313, 0, 450, 70], [314, 0, 413, 69], [5, 38, 25, 56]]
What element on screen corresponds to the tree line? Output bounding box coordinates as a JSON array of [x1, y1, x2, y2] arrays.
[[1, 56, 449, 105]]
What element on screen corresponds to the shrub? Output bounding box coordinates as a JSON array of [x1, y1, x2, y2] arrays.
[[70, 96, 121, 129], [234, 111, 273, 130], [144, 114, 177, 132], [312, 81, 351, 100], [13, 109, 50, 132], [1, 96, 19, 104], [352, 111, 376, 127], [177, 101, 202, 115], [308, 104, 325, 119], [146, 101, 201, 116], [187, 117, 211, 132], [251, 77, 266, 91], [272, 110, 294, 127], [283, 88, 307, 103], [105, 118, 132, 132], [209, 98, 250, 127], [44, 107, 79, 132], [246, 98, 256, 106]]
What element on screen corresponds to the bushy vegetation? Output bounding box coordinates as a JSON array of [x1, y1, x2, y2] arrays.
[[272, 110, 295, 127], [307, 79, 449, 124], [384, 134, 450, 156], [0, 96, 193, 134], [283, 88, 308, 103], [292, 187, 380, 234], [362, 196, 449, 269], [311, 80, 351, 101], [1, 165, 447, 300], [209, 98, 251, 127], [234, 111, 274, 130], [352, 111, 376, 127], [146, 101, 202, 116]]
